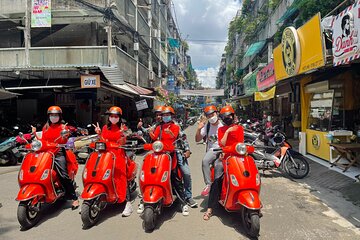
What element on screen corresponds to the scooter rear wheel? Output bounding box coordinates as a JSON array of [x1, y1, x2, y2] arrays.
[[241, 208, 260, 238], [143, 207, 157, 232], [283, 156, 309, 179], [17, 201, 41, 230], [81, 200, 101, 229]]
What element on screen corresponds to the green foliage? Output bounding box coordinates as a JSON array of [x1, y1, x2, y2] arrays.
[[155, 87, 177, 105], [294, 0, 343, 28], [269, 0, 281, 11], [182, 40, 189, 52]]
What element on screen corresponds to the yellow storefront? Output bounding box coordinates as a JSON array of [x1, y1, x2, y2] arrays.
[[273, 13, 342, 161]]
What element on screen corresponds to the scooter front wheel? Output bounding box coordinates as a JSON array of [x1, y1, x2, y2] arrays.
[[241, 208, 260, 238], [143, 207, 157, 232], [17, 201, 41, 230], [81, 200, 101, 229]]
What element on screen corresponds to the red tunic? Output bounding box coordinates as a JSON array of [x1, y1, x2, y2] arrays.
[[42, 123, 78, 178], [101, 124, 127, 202], [151, 122, 180, 150], [218, 124, 244, 147]]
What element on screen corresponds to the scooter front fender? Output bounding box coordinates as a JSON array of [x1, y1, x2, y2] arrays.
[[16, 184, 45, 202], [142, 186, 164, 204], [81, 183, 107, 200], [237, 190, 261, 210]]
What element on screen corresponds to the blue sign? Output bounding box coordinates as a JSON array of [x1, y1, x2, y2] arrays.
[[167, 75, 175, 92]]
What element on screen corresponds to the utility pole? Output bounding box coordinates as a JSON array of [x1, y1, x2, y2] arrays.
[[24, 0, 31, 67], [105, 0, 112, 66], [148, 0, 153, 88], [134, 0, 139, 86], [158, 1, 162, 86]]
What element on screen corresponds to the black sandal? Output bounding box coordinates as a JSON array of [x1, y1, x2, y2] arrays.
[[203, 210, 212, 221], [71, 200, 79, 210]]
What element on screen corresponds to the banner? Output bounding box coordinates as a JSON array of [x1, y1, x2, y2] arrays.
[[31, 0, 51, 28], [254, 86, 276, 101], [274, 13, 325, 81], [256, 61, 275, 91], [332, 0, 360, 66]]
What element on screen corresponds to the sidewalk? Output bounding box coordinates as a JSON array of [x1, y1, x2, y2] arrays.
[[288, 138, 360, 226]]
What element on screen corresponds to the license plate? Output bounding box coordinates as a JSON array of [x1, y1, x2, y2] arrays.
[[12, 148, 19, 153]]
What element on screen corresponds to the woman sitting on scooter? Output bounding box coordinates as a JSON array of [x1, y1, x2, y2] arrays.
[[203, 105, 244, 220], [93, 106, 133, 217], [31, 106, 79, 210], [149, 106, 190, 216]]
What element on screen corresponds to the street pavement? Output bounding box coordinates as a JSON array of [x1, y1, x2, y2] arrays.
[[1, 125, 360, 240]]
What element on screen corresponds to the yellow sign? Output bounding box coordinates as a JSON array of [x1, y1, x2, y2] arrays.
[[254, 86, 276, 101], [81, 75, 100, 88], [311, 134, 321, 149], [274, 13, 325, 81], [281, 27, 301, 76]]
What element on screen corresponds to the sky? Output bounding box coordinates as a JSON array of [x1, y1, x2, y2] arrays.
[[172, 0, 242, 88]]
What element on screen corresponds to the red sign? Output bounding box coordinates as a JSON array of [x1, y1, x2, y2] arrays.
[[256, 61, 275, 91]]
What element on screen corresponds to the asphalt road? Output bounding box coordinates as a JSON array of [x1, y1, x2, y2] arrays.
[[1, 125, 360, 240]]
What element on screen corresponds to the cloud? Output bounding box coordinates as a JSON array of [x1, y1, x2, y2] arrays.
[[195, 67, 219, 88], [173, 0, 241, 88]]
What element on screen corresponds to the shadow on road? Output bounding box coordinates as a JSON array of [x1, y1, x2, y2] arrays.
[[147, 199, 181, 232]]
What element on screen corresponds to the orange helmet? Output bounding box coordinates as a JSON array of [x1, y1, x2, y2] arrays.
[[162, 106, 175, 115], [154, 105, 165, 113], [47, 106, 62, 114], [220, 105, 235, 116], [204, 105, 217, 115], [106, 106, 122, 115]]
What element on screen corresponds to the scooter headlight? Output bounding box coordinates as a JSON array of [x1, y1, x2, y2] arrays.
[[161, 171, 169, 182], [102, 169, 111, 180], [230, 174, 239, 186], [152, 141, 164, 153], [40, 169, 50, 180], [140, 170, 145, 182], [19, 170, 24, 180], [95, 142, 106, 151], [235, 143, 247, 155], [83, 169, 87, 179], [31, 140, 42, 151], [256, 173, 261, 186]]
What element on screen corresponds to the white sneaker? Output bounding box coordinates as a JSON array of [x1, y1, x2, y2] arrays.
[[137, 203, 144, 214], [182, 205, 189, 216], [122, 201, 133, 217]]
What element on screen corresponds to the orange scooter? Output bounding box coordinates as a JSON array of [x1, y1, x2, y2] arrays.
[[214, 143, 262, 238], [80, 140, 137, 229], [139, 140, 183, 232], [16, 130, 77, 230]]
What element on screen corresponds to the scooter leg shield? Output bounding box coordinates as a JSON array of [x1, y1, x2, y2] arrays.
[[237, 190, 262, 210], [81, 184, 107, 200], [142, 186, 164, 204], [16, 184, 45, 202]]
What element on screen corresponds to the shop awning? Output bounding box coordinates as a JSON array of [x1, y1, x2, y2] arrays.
[[244, 41, 266, 57], [0, 88, 20, 99], [100, 66, 125, 85], [254, 86, 276, 101], [113, 83, 154, 98], [276, 7, 298, 24]]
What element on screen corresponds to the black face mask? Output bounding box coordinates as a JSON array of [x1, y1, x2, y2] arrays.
[[223, 117, 234, 126]]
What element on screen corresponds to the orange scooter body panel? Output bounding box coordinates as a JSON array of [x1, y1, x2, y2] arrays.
[[17, 152, 59, 203], [139, 152, 174, 206]]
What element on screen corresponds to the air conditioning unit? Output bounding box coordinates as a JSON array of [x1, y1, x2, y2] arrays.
[[149, 71, 155, 80]]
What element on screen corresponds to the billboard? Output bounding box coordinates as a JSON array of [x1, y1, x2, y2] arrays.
[[31, 0, 51, 28]]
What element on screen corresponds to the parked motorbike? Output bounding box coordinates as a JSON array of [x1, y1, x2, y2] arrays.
[[213, 143, 262, 238], [244, 128, 310, 179], [139, 139, 186, 232], [0, 136, 21, 166], [15, 130, 77, 229], [80, 140, 138, 229]]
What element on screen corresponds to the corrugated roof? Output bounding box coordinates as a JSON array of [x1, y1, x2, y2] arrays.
[[100, 66, 125, 85]]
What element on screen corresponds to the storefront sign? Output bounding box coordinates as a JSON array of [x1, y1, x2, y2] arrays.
[[31, 0, 51, 28], [256, 61, 276, 91], [332, 0, 360, 66], [167, 75, 175, 92], [311, 134, 321, 149], [274, 13, 325, 81], [135, 99, 148, 111], [254, 86, 276, 101], [243, 70, 258, 95], [81, 75, 100, 88]]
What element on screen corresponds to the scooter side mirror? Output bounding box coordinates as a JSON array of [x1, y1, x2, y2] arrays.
[[60, 129, 70, 138], [143, 143, 152, 151], [246, 145, 255, 154]]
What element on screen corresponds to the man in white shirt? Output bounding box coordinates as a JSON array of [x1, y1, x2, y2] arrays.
[[195, 105, 223, 196]]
